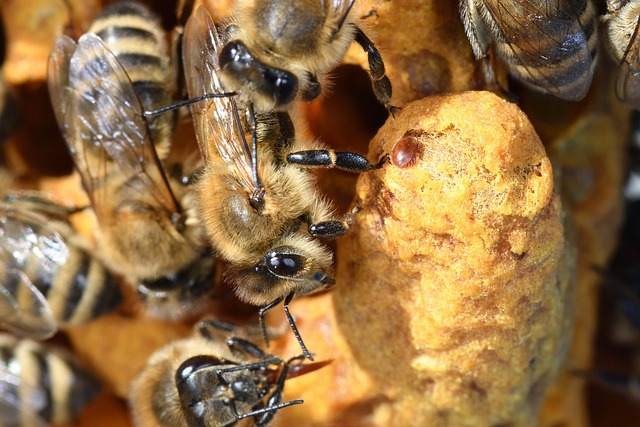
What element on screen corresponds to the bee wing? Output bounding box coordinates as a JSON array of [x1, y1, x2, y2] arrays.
[[183, 7, 256, 194], [0, 207, 66, 340], [0, 364, 49, 427], [485, 0, 594, 100], [48, 33, 179, 221], [0, 269, 58, 340], [47, 35, 77, 142], [327, 0, 356, 33], [616, 16, 640, 108]]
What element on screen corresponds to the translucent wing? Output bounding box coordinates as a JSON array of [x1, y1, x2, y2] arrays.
[[485, 0, 594, 100], [0, 363, 49, 427], [183, 7, 256, 194], [3, 191, 78, 223], [47, 35, 77, 142], [0, 269, 57, 340], [0, 207, 65, 340], [327, 0, 356, 35], [616, 15, 640, 108], [48, 32, 179, 222]]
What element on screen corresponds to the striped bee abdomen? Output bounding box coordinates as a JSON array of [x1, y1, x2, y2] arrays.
[[460, 0, 599, 101], [46, 242, 123, 326], [88, 1, 174, 158], [0, 205, 122, 339], [0, 334, 102, 427], [496, 0, 598, 100]]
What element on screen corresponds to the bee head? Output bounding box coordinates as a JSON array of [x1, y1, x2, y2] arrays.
[[229, 237, 334, 306], [219, 40, 298, 109], [175, 355, 262, 426]]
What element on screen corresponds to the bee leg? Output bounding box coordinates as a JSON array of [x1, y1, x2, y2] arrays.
[[227, 404, 242, 426], [235, 399, 303, 426], [353, 26, 399, 116], [224, 336, 275, 360], [286, 353, 308, 364], [305, 195, 348, 237], [287, 150, 389, 172], [196, 318, 239, 339], [479, 53, 518, 103], [248, 103, 266, 210], [301, 72, 321, 102], [308, 220, 349, 237], [219, 355, 304, 425], [308, 201, 362, 238]]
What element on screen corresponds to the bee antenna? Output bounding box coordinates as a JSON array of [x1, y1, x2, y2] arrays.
[[233, 399, 304, 421], [283, 291, 314, 361], [258, 292, 314, 360], [259, 295, 284, 350], [143, 92, 237, 117]]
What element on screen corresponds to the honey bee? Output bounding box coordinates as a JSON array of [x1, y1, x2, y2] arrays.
[[129, 319, 330, 427], [0, 333, 102, 427], [217, 0, 396, 114], [603, 0, 640, 108], [0, 192, 122, 340], [47, 4, 216, 320], [459, 0, 599, 101], [183, 7, 387, 358]]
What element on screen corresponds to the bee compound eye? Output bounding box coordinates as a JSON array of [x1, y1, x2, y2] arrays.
[[175, 355, 221, 384], [219, 40, 248, 69], [264, 68, 298, 107], [265, 253, 305, 277]]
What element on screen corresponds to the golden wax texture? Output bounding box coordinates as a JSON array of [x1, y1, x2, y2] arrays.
[[333, 92, 574, 427]]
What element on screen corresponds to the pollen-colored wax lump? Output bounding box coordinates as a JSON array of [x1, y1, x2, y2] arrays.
[[331, 91, 575, 426]]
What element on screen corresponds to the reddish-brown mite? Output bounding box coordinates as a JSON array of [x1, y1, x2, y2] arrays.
[[391, 135, 421, 168]]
